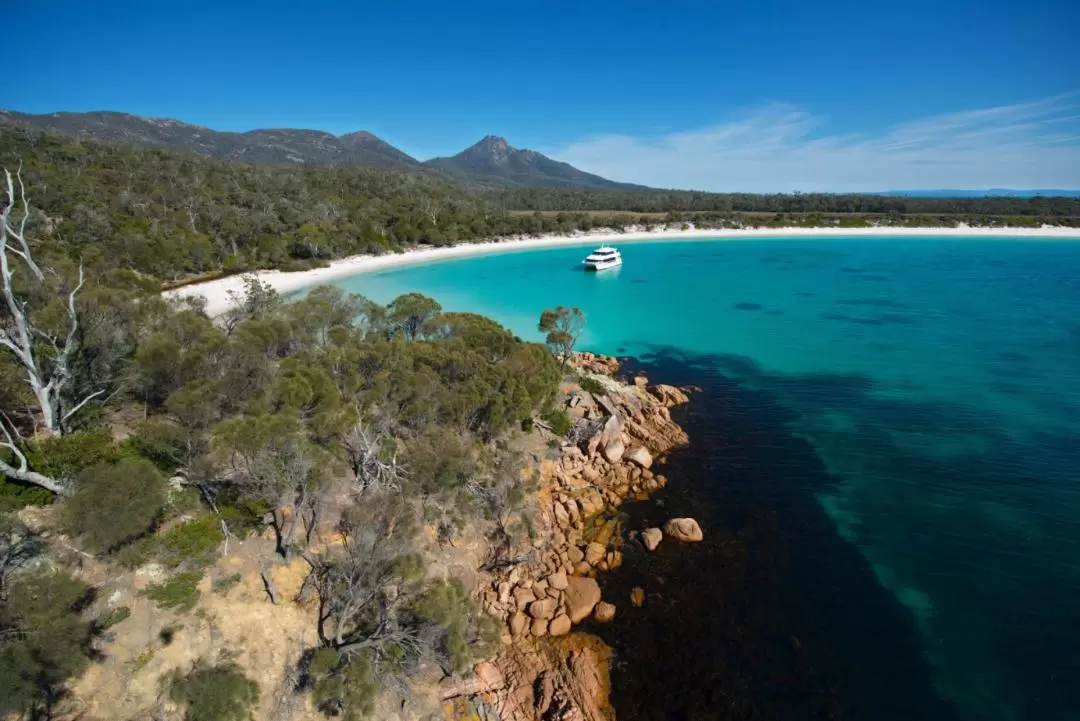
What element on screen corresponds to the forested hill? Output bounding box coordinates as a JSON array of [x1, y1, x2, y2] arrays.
[[0, 130, 607, 282], [0, 110, 423, 171], [484, 186, 1080, 217]]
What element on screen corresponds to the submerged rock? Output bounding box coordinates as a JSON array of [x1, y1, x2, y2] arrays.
[[664, 517, 703, 542], [642, 527, 663, 551], [630, 587, 645, 607], [593, 601, 616, 623]]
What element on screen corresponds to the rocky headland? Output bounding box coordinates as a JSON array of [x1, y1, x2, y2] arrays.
[[444, 352, 698, 721]]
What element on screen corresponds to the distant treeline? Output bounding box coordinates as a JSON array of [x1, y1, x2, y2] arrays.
[[484, 187, 1080, 217], [2, 130, 1076, 285]]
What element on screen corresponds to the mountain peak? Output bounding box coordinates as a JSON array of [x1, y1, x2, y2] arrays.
[[464, 135, 513, 163], [423, 135, 640, 190], [476, 134, 510, 149]]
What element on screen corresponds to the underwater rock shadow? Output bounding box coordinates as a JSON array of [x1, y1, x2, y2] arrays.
[[602, 345, 1080, 721], [587, 346, 963, 721]]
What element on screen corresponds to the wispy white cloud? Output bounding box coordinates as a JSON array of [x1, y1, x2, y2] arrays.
[[547, 94, 1080, 192]]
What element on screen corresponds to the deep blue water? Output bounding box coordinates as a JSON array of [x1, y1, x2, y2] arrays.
[[322, 237, 1080, 721]]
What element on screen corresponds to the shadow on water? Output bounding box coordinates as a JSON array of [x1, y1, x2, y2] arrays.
[[580, 346, 962, 721], [584, 346, 1080, 721]]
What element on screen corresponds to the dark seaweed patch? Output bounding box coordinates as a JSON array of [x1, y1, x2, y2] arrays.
[[837, 298, 909, 309], [987, 381, 1028, 396], [821, 313, 888, 327], [820, 312, 916, 327], [733, 302, 764, 311]]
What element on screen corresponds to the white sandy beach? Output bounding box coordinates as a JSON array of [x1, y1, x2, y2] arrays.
[[165, 225, 1080, 317]]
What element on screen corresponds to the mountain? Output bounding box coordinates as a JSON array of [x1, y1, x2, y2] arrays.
[[0, 110, 643, 189], [880, 188, 1080, 198], [0, 109, 421, 171], [423, 135, 643, 189]]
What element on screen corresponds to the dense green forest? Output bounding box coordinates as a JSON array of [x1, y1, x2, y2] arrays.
[[0, 152, 574, 716], [2, 129, 1077, 287], [486, 186, 1080, 217], [0, 264, 562, 718], [0, 130, 615, 283]]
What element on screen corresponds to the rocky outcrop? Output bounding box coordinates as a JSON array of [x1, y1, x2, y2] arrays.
[[565, 576, 602, 623], [624, 445, 653, 469], [465, 351, 692, 721], [663, 517, 704, 542], [648, 384, 690, 407], [572, 351, 620, 375], [642, 527, 663, 551], [463, 636, 613, 721]]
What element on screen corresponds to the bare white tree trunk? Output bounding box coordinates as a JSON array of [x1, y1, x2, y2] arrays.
[[0, 420, 68, 494], [0, 167, 101, 494], [1, 167, 102, 440]]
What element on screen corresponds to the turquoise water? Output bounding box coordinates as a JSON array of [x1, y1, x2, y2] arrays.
[[323, 237, 1080, 720]]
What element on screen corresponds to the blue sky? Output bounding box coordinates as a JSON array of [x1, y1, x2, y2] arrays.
[[5, 0, 1078, 191]]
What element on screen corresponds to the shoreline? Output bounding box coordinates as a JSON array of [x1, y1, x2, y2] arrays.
[[164, 224, 1080, 317]]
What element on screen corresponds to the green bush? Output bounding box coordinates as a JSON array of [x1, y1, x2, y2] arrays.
[[412, 577, 497, 673], [25, 427, 119, 481], [64, 458, 167, 553], [155, 517, 224, 570], [119, 419, 187, 472], [169, 662, 259, 721], [0, 570, 93, 718], [541, 408, 572, 437], [146, 571, 203, 612], [94, 606, 132, 631], [0, 474, 54, 511], [577, 375, 607, 396], [311, 649, 377, 721]]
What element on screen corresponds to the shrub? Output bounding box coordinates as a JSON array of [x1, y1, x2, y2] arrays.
[[155, 517, 224, 570], [412, 578, 497, 673], [0, 474, 54, 511], [311, 649, 377, 721], [146, 571, 203, 612], [25, 427, 119, 481], [94, 606, 132, 631], [213, 573, 243, 595], [0, 571, 93, 718], [541, 408, 572, 437], [577, 375, 607, 396], [64, 458, 167, 553], [169, 662, 259, 721], [120, 419, 187, 472]]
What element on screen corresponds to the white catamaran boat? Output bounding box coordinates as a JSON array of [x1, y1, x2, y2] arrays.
[[582, 245, 622, 271]]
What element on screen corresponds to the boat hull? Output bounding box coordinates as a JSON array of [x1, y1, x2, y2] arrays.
[[584, 258, 623, 271]]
